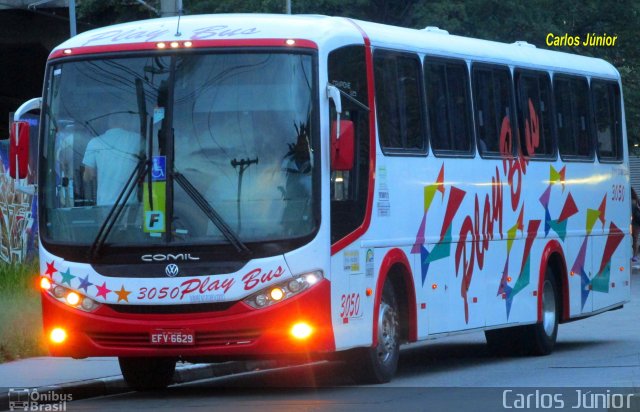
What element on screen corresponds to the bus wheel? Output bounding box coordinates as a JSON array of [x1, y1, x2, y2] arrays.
[[350, 281, 400, 384], [118, 357, 176, 390], [525, 271, 559, 355]]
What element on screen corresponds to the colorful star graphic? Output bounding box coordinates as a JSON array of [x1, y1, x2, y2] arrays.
[[77, 274, 93, 293], [44, 261, 58, 278], [95, 282, 112, 300], [115, 285, 131, 303], [60, 268, 75, 286]]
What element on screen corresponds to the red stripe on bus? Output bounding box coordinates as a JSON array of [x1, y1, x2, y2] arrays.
[[539, 240, 569, 322], [331, 19, 376, 256], [372, 248, 417, 346]]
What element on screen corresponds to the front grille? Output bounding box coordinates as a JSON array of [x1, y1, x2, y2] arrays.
[[88, 332, 148, 347], [106, 301, 236, 314], [196, 330, 260, 346], [88, 330, 261, 348]]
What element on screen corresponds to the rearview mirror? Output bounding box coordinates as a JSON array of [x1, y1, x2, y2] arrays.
[[10, 121, 30, 179], [331, 120, 354, 171]]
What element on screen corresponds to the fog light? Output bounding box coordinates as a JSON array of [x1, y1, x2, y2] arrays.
[[65, 291, 81, 306], [291, 322, 313, 340], [270, 287, 284, 301], [40, 277, 52, 290], [50, 328, 67, 344]]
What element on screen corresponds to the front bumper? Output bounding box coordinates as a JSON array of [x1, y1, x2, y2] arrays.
[[42, 279, 334, 358]]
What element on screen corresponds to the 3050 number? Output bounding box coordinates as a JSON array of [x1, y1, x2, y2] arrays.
[[611, 184, 625, 202], [340, 293, 361, 318]]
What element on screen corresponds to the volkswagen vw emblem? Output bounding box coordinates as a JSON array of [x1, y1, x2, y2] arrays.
[[165, 263, 179, 277]]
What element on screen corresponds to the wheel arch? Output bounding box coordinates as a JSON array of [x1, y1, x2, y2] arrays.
[[538, 240, 569, 323], [373, 248, 417, 346]]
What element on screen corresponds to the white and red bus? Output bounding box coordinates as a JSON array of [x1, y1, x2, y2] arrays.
[[9, 14, 629, 388]]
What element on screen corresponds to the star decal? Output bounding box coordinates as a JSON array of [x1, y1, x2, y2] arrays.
[[60, 268, 75, 286], [115, 285, 131, 303], [95, 282, 112, 300], [44, 261, 58, 278], [77, 274, 93, 293]]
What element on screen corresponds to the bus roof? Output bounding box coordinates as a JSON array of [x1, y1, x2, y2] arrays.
[[52, 13, 619, 79]]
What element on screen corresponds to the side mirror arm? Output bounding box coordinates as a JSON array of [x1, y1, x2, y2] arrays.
[[14, 97, 42, 122], [327, 85, 342, 139]]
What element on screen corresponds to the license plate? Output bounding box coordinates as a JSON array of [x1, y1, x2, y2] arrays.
[[150, 329, 195, 345]]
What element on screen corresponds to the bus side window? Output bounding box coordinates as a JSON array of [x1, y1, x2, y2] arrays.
[[515, 70, 555, 158], [373, 49, 426, 154], [328, 45, 371, 244], [556, 76, 594, 160], [425, 58, 473, 156], [592, 80, 623, 162], [472, 65, 514, 157]]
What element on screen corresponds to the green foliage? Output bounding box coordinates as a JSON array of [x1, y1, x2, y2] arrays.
[[77, 0, 157, 26], [0, 260, 47, 362], [74, 0, 640, 149], [185, 0, 285, 14], [0, 260, 39, 296]]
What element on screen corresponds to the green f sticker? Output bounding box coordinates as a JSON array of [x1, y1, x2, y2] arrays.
[[143, 181, 166, 233]]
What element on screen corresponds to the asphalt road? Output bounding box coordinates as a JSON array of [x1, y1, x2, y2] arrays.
[[69, 271, 640, 412]]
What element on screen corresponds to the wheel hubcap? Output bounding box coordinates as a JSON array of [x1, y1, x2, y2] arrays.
[[376, 301, 398, 364], [542, 280, 556, 337]]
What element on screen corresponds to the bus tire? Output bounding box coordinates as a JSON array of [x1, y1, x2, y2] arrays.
[[524, 270, 559, 356], [349, 281, 400, 384], [118, 357, 176, 391]]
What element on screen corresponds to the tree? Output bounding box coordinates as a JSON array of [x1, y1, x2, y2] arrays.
[[77, 0, 156, 27]]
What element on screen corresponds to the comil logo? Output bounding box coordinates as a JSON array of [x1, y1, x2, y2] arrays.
[[141, 253, 200, 262], [165, 264, 179, 277], [8, 388, 71, 411]]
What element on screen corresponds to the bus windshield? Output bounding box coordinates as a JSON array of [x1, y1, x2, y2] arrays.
[[41, 51, 317, 252]]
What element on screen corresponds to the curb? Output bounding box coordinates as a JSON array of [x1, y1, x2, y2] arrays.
[[0, 360, 277, 411]]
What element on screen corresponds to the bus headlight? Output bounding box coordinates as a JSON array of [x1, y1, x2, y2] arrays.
[[45, 283, 101, 313], [243, 270, 323, 309], [65, 291, 81, 306], [80, 296, 100, 311], [53, 285, 66, 299]]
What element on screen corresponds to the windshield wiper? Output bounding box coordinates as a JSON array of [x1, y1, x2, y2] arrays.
[[135, 78, 154, 210], [173, 171, 250, 254], [88, 158, 149, 260]]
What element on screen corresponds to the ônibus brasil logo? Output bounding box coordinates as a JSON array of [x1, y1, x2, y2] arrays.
[[8, 388, 71, 411]]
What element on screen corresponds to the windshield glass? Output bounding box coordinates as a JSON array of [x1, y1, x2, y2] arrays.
[[41, 51, 317, 251]]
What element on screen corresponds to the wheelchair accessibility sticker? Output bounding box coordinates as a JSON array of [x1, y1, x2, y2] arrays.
[[144, 156, 167, 234], [152, 156, 166, 181]]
